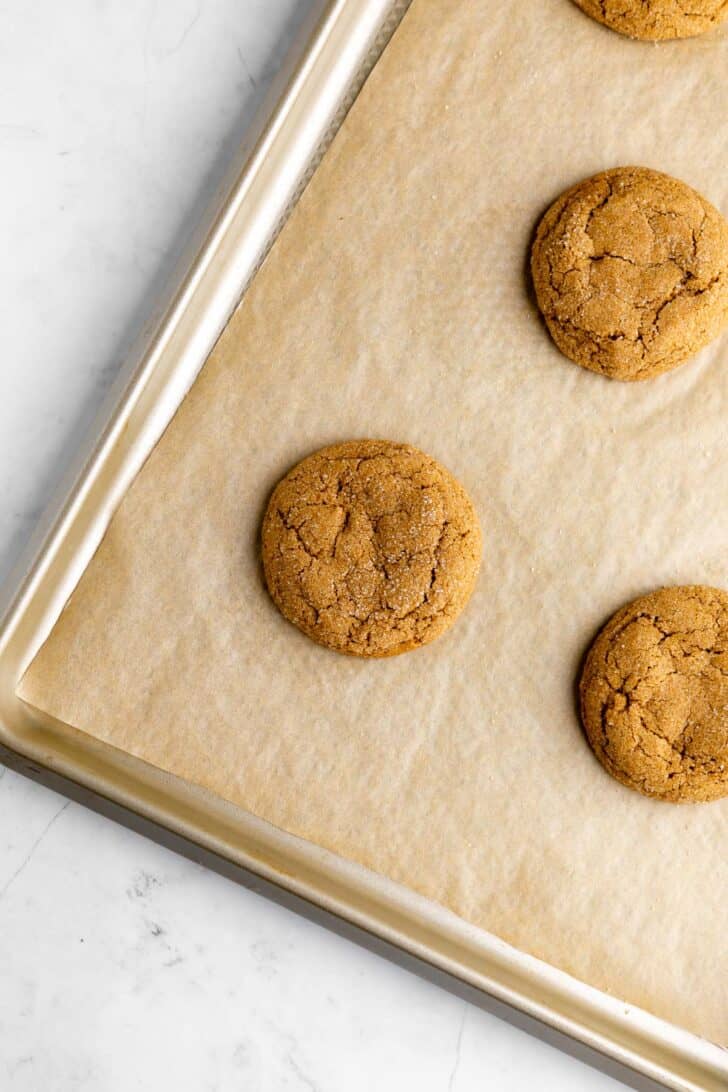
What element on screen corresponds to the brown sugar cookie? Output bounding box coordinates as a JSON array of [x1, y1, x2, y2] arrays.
[[531, 167, 728, 380], [572, 0, 728, 40], [261, 440, 481, 657], [580, 586, 728, 803]]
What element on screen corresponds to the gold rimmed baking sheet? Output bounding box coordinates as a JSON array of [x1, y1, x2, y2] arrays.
[[19, 0, 728, 1050]]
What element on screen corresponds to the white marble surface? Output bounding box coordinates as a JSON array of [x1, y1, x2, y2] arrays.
[[0, 4, 635, 1089]]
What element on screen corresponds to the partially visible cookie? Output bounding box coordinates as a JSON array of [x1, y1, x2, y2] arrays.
[[261, 440, 481, 657], [531, 167, 728, 380], [580, 586, 728, 803], [572, 0, 728, 40]]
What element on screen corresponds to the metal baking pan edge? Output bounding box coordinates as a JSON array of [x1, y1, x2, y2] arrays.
[[0, 2, 725, 1088]]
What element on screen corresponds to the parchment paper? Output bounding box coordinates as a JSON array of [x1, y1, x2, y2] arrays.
[[20, 0, 728, 1045]]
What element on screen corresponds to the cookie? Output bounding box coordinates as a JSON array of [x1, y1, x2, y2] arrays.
[[531, 167, 728, 380], [261, 440, 482, 657], [580, 586, 728, 803], [572, 0, 728, 40]]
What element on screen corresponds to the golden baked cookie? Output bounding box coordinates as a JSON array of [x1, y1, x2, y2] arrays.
[[261, 440, 481, 657], [531, 167, 728, 381], [580, 586, 728, 803], [572, 0, 728, 39]]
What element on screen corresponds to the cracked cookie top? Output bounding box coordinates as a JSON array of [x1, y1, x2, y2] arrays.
[[580, 586, 728, 802], [573, 0, 728, 39], [261, 440, 481, 657], [531, 167, 728, 381]]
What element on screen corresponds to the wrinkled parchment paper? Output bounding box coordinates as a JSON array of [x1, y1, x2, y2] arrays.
[[21, 0, 728, 1045]]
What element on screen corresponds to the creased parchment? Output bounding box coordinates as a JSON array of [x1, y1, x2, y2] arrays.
[[20, 0, 728, 1045]]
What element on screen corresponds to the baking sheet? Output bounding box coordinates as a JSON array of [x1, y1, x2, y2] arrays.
[[19, 0, 728, 1046]]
